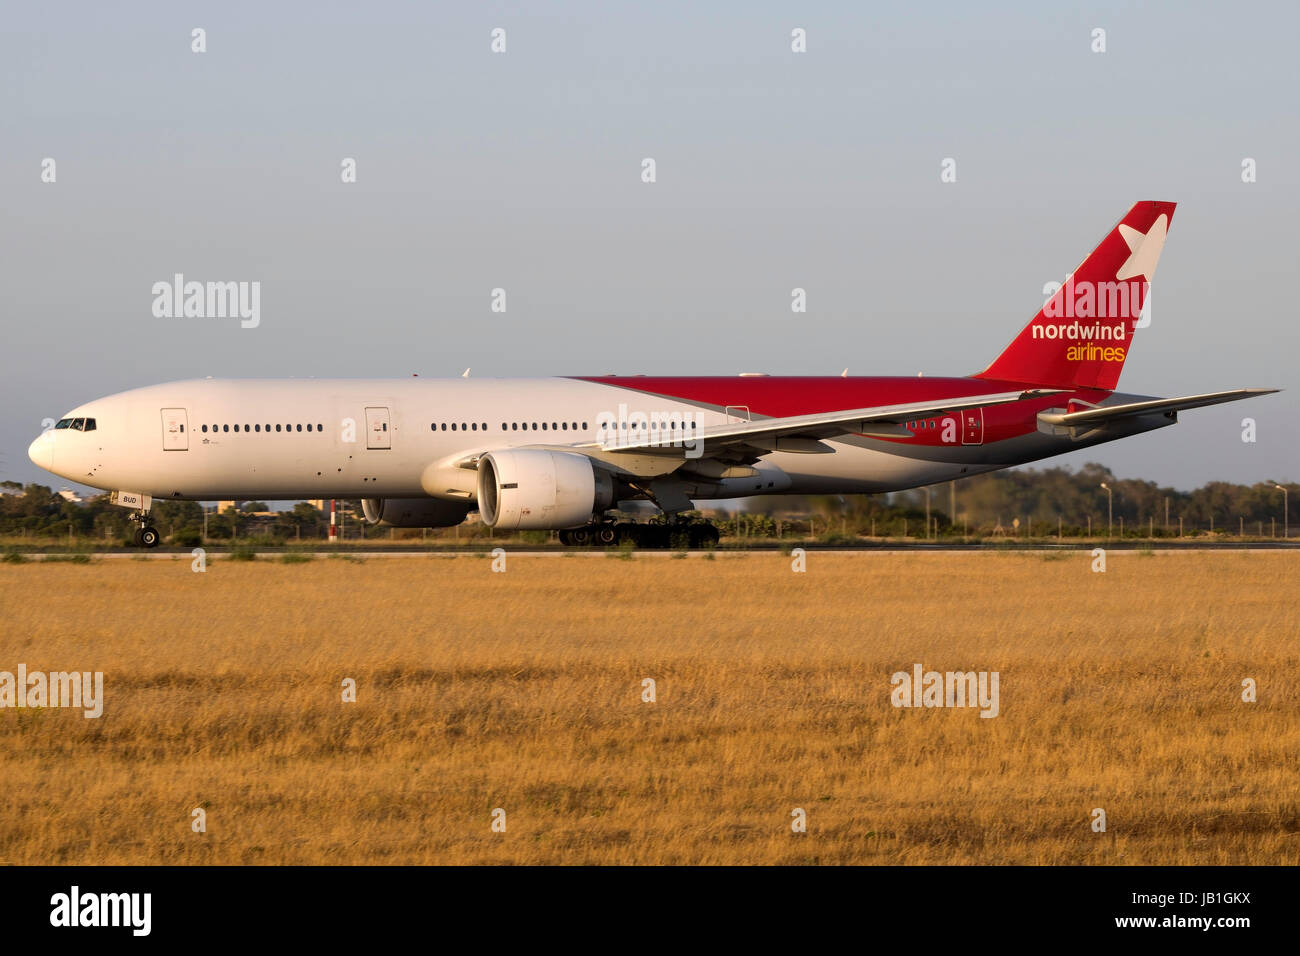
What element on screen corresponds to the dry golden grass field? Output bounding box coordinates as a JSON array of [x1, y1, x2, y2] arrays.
[[0, 551, 1296, 865]]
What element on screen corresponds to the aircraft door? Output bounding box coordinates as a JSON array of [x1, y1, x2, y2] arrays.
[[365, 406, 391, 449], [961, 408, 984, 445], [162, 408, 188, 450]]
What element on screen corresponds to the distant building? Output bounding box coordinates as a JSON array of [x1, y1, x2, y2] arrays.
[[217, 500, 240, 514]]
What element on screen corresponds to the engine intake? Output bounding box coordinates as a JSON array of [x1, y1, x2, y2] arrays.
[[476, 450, 614, 530], [361, 497, 472, 528]]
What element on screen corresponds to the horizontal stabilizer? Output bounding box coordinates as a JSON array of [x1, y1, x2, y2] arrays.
[[1037, 388, 1278, 427]]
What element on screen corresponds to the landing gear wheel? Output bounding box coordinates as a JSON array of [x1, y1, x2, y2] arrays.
[[139, 526, 161, 548], [132, 527, 145, 547], [596, 526, 618, 546], [569, 527, 591, 546], [688, 525, 720, 549], [639, 525, 668, 549], [558, 530, 573, 546]]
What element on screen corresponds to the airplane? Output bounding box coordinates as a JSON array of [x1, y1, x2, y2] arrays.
[[27, 200, 1277, 547]]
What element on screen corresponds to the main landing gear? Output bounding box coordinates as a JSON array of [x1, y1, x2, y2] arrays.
[[129, 512, 161, 549], [558, 520, 720, 549]]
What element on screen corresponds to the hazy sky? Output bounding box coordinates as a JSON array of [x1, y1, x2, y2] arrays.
[[3, 1, 1296, 492]]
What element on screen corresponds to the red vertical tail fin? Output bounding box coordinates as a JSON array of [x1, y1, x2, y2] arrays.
[[976, 200, 1175, 390]]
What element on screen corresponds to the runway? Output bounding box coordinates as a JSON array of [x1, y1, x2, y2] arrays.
[[13, 542, 1300, 559]]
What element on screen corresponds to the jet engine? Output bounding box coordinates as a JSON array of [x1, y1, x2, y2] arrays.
[[361, 497, 473, 528], [476, 449, 614, 530]]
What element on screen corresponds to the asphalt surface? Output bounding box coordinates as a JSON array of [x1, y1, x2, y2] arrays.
[[10, 542, 1299, 559]]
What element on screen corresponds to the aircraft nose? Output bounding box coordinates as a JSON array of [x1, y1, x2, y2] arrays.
[[28, 432, 53, 471]]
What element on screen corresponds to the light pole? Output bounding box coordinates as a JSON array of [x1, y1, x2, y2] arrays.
[[1269, 481, 1288, 539], [1100, 482, 1113, 539]]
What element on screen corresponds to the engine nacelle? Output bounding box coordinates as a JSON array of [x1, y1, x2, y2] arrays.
[[476, 450, 614, 530], [361, 497, 472, 528]]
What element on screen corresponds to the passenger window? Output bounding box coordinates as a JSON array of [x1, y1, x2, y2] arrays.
[[223, 425, 229, 432], [307, 424, 312, 432], [317, 424, 323, 432], [202, 425, 208, 433], [255, 424, 260, 432], [472, 423, 478, 431], [276, 424, 281, 432], [296, 424, 302, 432]]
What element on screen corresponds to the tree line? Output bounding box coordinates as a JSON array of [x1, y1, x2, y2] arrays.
[[1, 460, 1293, 543], [754, 462, 1293, 537]]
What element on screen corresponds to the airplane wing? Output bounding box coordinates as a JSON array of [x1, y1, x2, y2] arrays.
[[1036, 388, 1279, 427], [588, 389, 1054, 457]]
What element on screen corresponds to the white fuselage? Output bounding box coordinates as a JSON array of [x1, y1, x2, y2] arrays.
[[28, 377, 977, 505]]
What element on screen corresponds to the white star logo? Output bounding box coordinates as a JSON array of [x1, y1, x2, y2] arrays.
[[1116, 214, 1168, 282]]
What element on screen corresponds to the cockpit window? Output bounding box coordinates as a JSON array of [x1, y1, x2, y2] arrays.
[[81, 418, 96, 431], [55, 418, 73, 429]]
